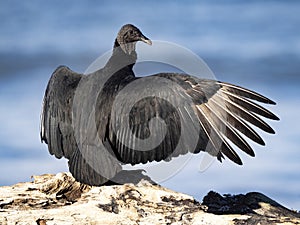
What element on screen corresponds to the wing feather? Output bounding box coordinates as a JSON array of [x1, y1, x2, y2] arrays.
[[208, 97, 265, 145], [218, 81, 276, 104], [40, 66, 81, 159], [195, 105, 243, 165], [204, 101, 255, 156], [214, 92, 276, 134], [220, 89, 279, 120]]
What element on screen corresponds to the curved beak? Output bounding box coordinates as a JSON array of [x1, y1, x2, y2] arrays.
[[140, 35, 152, 45]]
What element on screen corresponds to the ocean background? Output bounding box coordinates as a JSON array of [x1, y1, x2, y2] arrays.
[[0, 0, 299, 209]]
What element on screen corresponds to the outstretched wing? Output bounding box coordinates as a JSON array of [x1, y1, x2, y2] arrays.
[[109, 73, 279, 165], [40, 66, 82, 159]]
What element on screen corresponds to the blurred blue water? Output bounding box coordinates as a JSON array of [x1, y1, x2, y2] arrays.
[[0, 1, 299, 209]]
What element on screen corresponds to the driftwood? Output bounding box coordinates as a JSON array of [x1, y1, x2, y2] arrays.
[[0, 173, 299, 225]]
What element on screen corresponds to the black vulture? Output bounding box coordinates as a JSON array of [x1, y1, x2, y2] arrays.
[[40, 24, 279, 186]]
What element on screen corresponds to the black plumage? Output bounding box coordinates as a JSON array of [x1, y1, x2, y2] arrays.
[[40, 24, 279, 185]]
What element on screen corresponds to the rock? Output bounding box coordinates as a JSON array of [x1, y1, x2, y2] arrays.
[[0, 173, 299, 225]]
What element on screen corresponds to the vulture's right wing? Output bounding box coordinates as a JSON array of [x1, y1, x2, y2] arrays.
[[40, 66, 81, 159]]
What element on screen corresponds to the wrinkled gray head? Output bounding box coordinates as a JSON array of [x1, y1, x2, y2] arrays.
[[115, 24, 152, 55]]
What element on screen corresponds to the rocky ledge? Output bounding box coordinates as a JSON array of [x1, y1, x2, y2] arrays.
[[0, 173, 299, 225]]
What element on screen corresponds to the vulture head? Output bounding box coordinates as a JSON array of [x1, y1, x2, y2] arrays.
[[115, 24, 152, 55]]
